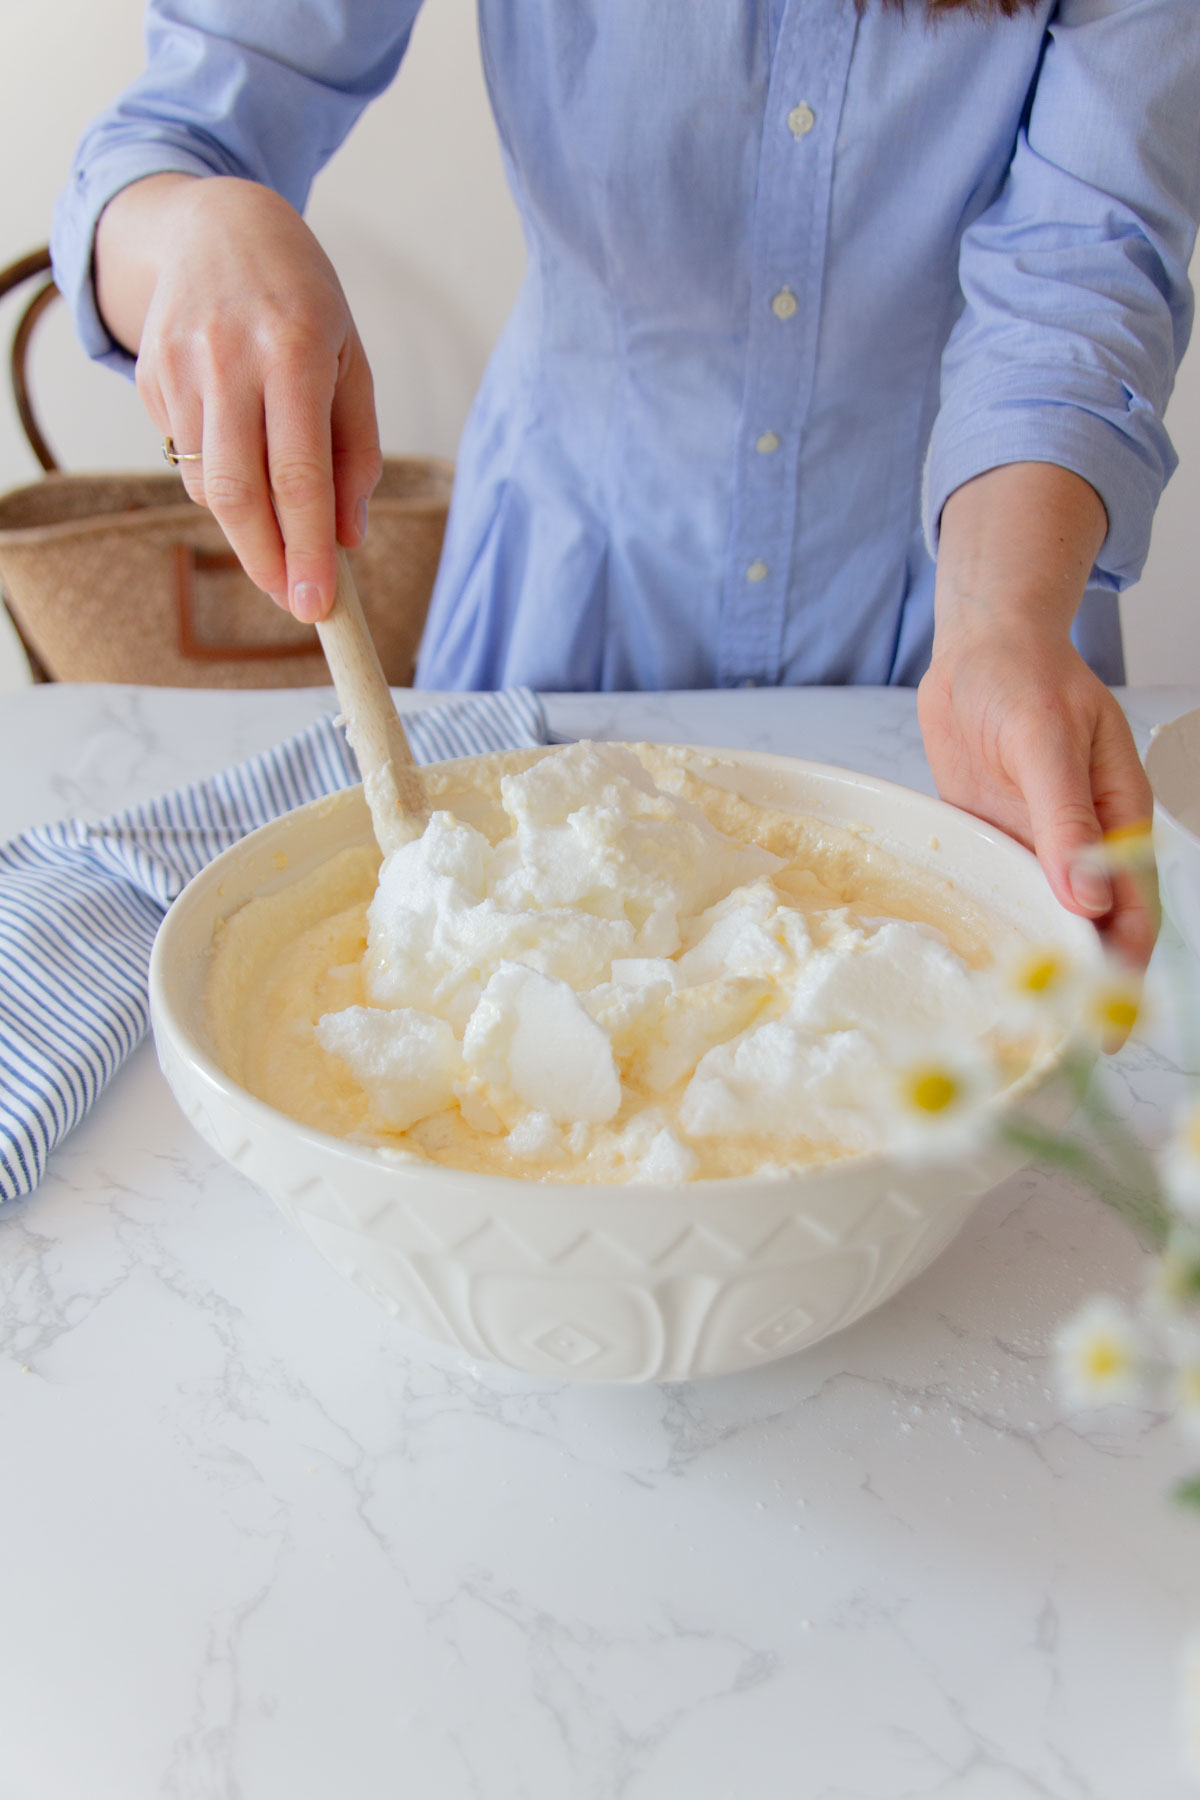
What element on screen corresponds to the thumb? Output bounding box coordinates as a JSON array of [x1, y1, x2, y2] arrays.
[[1012, 726, 1112, 919]]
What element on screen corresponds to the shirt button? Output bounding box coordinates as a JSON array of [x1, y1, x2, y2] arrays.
[[756, 431, 781, 455], [746, 560, 769, 582], [771, 288, 798, 321], [788, 103, 816, 138]]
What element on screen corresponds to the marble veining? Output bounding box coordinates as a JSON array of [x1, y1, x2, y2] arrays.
[[2, 685, 1200, 1798]]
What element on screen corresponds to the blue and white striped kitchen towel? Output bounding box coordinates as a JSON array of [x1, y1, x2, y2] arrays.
[[0, 688, 547, 1204]]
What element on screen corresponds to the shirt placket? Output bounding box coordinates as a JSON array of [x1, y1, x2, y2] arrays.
[[717, 0, 857, 689]]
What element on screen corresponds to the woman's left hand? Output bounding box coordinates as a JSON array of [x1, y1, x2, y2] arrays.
[[918, 626, 1158, 969], [920, 462, 1158, 972]]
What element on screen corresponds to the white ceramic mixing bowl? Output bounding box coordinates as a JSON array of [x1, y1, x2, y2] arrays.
[[150, 746, 1095, 1383], [1146, 706, 1200, 965]]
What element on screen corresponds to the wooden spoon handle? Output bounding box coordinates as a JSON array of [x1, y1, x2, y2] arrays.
[[315, 549, 427, 856]]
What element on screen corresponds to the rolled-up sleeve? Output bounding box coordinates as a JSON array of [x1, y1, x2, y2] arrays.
[[50, 0, 423, 376], [924, 0, 1200, 591]]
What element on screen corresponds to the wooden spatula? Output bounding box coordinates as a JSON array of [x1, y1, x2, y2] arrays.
[[315, 549, 428, 857]]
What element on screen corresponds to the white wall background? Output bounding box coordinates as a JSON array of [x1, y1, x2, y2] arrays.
[[0, 0, 1196, 690]]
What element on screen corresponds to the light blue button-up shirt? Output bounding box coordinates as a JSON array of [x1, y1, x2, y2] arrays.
[[53, 0, 1200, 691]]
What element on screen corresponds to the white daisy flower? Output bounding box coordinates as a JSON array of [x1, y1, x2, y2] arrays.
[[1073, 821, 1157, 879], [1055, 1296, 1146, 1409], [993, 943, 1083, 1032], [881, 1043, 997, 1160], [1077, 958, 1146, 1055]]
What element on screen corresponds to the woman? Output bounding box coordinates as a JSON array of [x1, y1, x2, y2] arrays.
[[52, 0, 1200, 963]]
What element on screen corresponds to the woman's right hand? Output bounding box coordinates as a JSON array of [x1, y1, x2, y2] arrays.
[[95, 173, 382, 622]]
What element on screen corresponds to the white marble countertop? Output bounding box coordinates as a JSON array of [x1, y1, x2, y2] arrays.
[[3, 682, 1200, 1800]]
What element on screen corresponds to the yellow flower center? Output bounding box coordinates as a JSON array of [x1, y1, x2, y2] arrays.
[[1103, 822, 1153, 848], [1084, 1340, 1125, 1381], [908, 1070, 959, 1115], [1018, 953, 1065, 996], [1098, 822, 1157, 871], [1098, 993, 1140, 1033]]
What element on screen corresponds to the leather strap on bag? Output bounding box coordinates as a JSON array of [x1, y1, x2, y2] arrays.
[[2, 246, 58, 473]]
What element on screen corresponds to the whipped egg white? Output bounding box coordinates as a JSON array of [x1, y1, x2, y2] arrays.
[[206, 742, 1027, 1183]]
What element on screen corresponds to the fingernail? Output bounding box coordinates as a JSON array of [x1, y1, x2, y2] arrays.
[[355, 497, 369, 544], [1070, 865, 1112, 915], [268, 591, 288, 612], [293, 581, 324, 624]]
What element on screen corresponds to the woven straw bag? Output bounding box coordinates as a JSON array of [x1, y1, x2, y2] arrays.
[[0, 248, 453, 686]]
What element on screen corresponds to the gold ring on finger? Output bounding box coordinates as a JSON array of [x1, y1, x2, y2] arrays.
[[163, 436, 203, 467]]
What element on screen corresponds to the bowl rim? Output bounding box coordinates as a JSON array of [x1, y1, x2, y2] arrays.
[[149, 742, 1097, 1202], [1146, 706, 1200, 844]]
